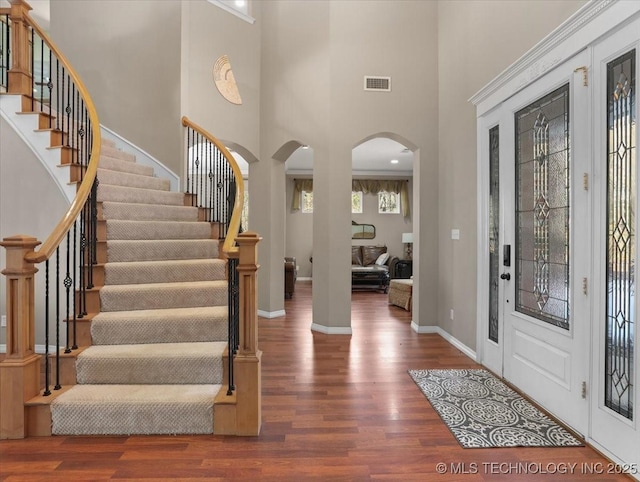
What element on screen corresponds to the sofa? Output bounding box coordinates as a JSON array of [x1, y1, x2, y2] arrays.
[[285, 257, 297, 299], [351, 245, 398, 293]]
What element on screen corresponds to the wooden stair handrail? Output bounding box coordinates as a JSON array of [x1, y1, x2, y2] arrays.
[[181, 116, 244, 257], [10, 0, 102, 264]]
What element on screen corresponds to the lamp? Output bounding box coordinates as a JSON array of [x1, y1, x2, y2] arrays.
[[402, 232, 413, 260]]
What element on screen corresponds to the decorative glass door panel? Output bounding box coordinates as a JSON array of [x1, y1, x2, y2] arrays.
[[515, 85, 571, 329], [489, 126, 500, 343], [605, 49, 636, 421]]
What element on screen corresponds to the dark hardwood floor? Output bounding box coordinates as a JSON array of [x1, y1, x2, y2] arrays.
[[0, 281, 630, 481]]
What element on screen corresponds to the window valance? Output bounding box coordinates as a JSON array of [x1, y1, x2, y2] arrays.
[[292, 178, 410, 217]]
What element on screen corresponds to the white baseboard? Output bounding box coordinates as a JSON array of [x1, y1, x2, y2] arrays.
[[0, 344, 61, 355], [410, 323, 477, 361], [310, 323, 352, 335], [411, 322, 438, 334], [297, 277, 312, 281], [437, 327, 477, 361], [257, 309, 286, 319]]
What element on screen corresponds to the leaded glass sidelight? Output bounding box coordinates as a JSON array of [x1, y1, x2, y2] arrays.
[[515, 84, 571, 329], [489, 126, 500, 343], [605, 49, 636, 420]]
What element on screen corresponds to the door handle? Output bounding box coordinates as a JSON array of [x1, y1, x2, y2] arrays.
[[500, 273, 511, 281]]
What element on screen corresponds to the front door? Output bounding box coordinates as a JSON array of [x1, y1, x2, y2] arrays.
[[500, 51, 590, 436], [477, 9, 640, 470]]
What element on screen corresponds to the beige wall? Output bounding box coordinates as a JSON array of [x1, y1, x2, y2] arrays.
[[257, 0, 331, 317], [258, 0, 438, 329], [0, 117, 70, 347], [180, 1, 261, 163], [50, 0, 183, 174], [437, 0, 586, 350], [7, 0, 591, 345], [286, 177, 414, 278]]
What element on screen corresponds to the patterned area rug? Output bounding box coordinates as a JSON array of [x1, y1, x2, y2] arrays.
[[408, 368, 583, 448]]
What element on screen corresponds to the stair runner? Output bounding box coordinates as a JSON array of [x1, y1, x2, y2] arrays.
[[50, 139, 227, 435]]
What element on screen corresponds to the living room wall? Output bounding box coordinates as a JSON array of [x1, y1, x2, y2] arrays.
[[285, 176, 413, 278]]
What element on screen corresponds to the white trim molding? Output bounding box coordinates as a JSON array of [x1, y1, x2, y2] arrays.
[[258, 309, 286, 319], [470, 0, 639, 115], [411, 324, 478, 362], [310, 323, 353, 335]]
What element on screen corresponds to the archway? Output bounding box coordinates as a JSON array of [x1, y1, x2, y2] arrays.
[[351, 132, 418, 325]]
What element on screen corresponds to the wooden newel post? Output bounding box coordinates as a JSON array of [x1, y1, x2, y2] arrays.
[[7, 0, 34, 95], [234, 232, 262, 435], [0, 235, 42, 439]]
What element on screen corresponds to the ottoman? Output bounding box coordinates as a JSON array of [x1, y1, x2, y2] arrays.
[[389, 279, 412, 311]]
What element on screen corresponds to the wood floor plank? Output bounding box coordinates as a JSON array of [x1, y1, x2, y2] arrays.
[[0, 281, 632, 480]]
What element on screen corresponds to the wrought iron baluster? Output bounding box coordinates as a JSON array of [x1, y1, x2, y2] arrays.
[[55, 247, 61, 390], [38, 36, 44, 113], [227, 257, 239, 394], [72, 220, 78, 349], [44, 260, 51, 396], [55, 59, 59, 131], [47, 46, 52, 126], [64, 232, 72, 354]]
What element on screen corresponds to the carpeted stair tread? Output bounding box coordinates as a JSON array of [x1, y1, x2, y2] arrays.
[[57, 140, 234, 436], [100, 144, 136, 162], [99, 155, 154, 176], [91, 306, 228, 345], [51, 384, 218, 435], [76, 342, 226, 385], [101, 201, 198, 222], [99, 280, 228, 312], [106, 239, 219, 262], [104, 259, 226, 285], [105, 219, 213, 240], [97, 168, 170, 191], [102, 138, 116, 148], [98, 184, 185, 206]]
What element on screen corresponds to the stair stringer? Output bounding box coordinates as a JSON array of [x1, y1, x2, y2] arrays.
[[0, 94, 76, 201]]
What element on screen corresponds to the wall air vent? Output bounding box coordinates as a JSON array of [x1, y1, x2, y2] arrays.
[[364, 76, 391, 92]]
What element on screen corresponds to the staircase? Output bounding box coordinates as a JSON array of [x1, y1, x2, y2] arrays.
[[1, 0, 260, 439], [47, 139, 227, 435]]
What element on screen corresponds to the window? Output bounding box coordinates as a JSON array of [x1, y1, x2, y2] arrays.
[[301, 190, 363, 214], [301, 191, 313, 213], [207, 0, 255, 24], [241, 181, 249, 231], [378, 191, 400, 214], [352, 191, 363, 214]]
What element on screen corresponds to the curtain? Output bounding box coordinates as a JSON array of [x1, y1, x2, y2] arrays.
[[292, 178, 410, 217], [292, 179, 314, 210]]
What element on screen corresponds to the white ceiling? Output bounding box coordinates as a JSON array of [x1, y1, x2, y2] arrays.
[[285, 137, 414, 176]]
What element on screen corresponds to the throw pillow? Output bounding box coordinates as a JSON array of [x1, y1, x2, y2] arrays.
[[375, 252, 390, 266]]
